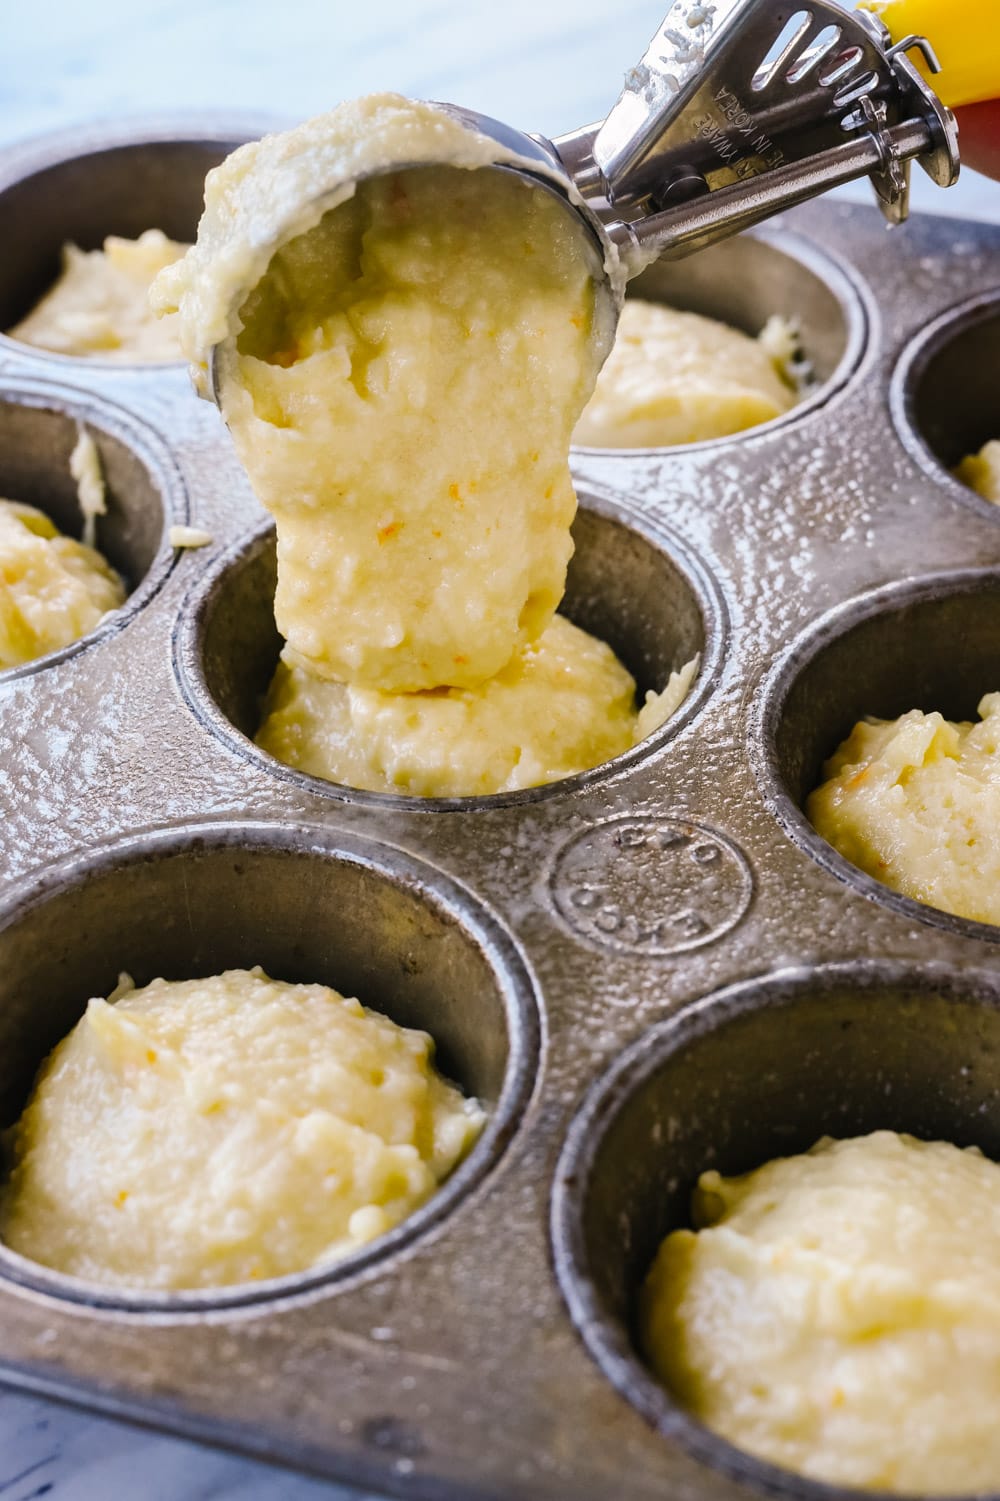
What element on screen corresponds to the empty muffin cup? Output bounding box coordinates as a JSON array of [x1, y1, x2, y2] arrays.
[[174, 496, 723, 808], [0, 820, 539, 1309], [552, 961, 1000, 1498]]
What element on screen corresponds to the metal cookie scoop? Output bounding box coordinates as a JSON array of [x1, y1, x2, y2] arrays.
[[555, 0, 959, 260], [207, 0, 959, 399]]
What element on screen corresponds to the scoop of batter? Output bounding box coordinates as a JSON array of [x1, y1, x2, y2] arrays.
[[955, 439, 1000, 503], [642, 1132, 1000, 1494], [154, 95, 615, 693], [9, 230, 187, 361], [257, 612, 697, 796], [808, 695, 1000, 925], [573, 302, 798, 448], [0, 968, 485, 1290], [0, 499, 124, 670]]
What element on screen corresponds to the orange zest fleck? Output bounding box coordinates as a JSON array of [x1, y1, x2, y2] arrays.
[[377, 521, 402, 544], [146, 1049, 157, 1064], [115, 1190, 129, 1208]]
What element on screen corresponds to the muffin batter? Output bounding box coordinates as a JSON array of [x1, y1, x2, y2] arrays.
[[157, 96, 696, 793], [9, 229, 187, 361], [155, 95, 616, 693], [69, 426, 106, 547], [0, 498, 124, 669], [642, 1132, 1000, 1494], [257, 613, 697, 796], [0, 968, 485, 1290], [573, 302, 798, 448], [808, 696, 1000, 924], [955, 439, 1000, 503]]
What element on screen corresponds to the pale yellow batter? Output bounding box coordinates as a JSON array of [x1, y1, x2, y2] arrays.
[[573, 302, 798, 448], [156, 96, 696, 793], [69, 426, 106, 547], [642, 1132, 1000, 1494], [154, 95, 616, 694], [808, 696, 1000, 925], [955, 439, 1000, 503], [9, 230, 187, 361], [0, 968, 484, 1290], [0, 498, 124, 669], [257, 613, 697, 796]]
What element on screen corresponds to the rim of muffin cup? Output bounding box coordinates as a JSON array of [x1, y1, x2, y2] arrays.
[[0, 819, 541, 1313], [890, 289, 1000, 523], [0, 117, 281, 372], [0, 379, 185, 680], [751, 567, 1000, 944], [172, 494, 728, 811], [551, 960, 1000, 1501], [570, 226, 872, 458]]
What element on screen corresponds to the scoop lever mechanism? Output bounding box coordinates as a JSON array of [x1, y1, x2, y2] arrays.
[[550, 0, 960, 261], [203, 2, 961, 402]]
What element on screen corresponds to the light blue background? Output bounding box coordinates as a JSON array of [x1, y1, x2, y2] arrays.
[[1, 3, 998, 1497], [3, 0, 1000, 219]]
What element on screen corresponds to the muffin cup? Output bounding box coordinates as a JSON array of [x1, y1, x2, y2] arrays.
[[753, 568, 1000, 942], [552, 962, 1000, 1500], [174, 495, 725, 809], [0, 819, 539, 1311]]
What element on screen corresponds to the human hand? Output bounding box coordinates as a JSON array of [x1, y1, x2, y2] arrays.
[[955, 101, 1000, 180]]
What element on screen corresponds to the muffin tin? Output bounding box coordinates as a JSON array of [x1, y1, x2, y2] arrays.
[[0, 116, 999, 1501]]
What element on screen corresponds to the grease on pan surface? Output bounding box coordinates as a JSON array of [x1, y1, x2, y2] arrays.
[[0, 968, 485, 1291], [642, 1131, 1000, 1495]]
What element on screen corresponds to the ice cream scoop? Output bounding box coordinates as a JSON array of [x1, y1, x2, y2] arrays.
[[195, 0, 961, 401]]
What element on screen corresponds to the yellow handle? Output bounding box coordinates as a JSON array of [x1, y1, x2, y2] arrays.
[[860, 0, 1000, 108]]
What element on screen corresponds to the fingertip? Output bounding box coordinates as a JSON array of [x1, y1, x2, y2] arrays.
[[955, 101, 1000, 181]]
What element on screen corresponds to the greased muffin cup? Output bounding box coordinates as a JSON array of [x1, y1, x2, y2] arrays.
[[1, 116, 1000, 1501], [552, 962, 1000, 1500]]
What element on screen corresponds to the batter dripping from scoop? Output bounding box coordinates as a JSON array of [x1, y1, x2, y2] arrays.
[[154, 94, 698, 795]]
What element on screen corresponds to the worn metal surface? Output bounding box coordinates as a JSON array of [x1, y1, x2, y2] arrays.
[[0, 119, 997, 1501]]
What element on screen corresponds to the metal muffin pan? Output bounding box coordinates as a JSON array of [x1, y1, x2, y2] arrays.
[[0, 117, 999, 1501]]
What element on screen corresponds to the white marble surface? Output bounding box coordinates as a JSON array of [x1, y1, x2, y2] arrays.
[[1, 3, 999, 1498]]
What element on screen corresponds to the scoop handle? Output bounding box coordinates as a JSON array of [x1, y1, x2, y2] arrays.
[[861, 0, 1000, 108]]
